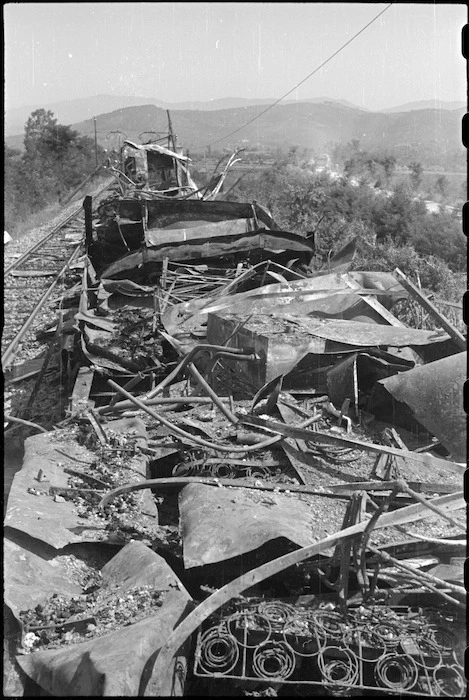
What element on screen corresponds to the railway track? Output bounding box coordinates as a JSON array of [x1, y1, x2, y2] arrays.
[[3, 182, 113, 373]]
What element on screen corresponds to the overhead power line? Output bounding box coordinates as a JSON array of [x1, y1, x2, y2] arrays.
[[206, 2, 393, 148]]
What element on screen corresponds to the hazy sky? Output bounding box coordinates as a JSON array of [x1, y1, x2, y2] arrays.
[[4, 2, 467, 111]]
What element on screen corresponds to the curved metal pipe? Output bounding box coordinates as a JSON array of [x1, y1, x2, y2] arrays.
[[107, 379, 318, 453], [4, 414, 48, 433]]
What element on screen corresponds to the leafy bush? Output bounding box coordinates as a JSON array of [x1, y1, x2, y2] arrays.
[[238, 156, 465, 275], [4, 109, 105, 234]]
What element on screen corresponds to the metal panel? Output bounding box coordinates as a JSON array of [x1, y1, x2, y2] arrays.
[[178, 483, 346, 568], [4, 418, 158, 549], [373, 351, 467, 462], [326, 351, 414, 408], [101, 230, 314, 278], [145, 218, 256, 247], [300, 318, 450, 347]]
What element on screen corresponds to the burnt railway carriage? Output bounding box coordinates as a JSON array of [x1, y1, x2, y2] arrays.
[[88, 197, 315, 280], [87, 138, 314, 279], [77, 138, 314, 406]]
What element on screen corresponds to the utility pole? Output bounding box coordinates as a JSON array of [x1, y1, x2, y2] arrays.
[[93, 116, 98, 166], [166, 110, 178, 152]]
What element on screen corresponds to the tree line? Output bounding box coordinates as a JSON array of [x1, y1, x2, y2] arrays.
[[4, 109, 106, 234], [329, 139, 462, 202], [234, 147, 465, 299]]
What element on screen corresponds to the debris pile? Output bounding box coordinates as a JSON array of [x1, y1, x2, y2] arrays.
[[3, 141, 465, 697], [20, 583, 166, 652]]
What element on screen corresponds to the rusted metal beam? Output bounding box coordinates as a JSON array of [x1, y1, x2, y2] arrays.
[[99, 395, 232, 415], [97, 477, 355, 508], [70, 367, 95, 414], [86, 409, 108, 445], [394, 477, 463, 529], [99, 476, 456, 507], [393, 267, 466, 350], [367, 545, 466, 601], [22, 312, 63, 420], [340, 273, 405, 326], [330, 479, 458, 495], [83, 195, 93, 249]]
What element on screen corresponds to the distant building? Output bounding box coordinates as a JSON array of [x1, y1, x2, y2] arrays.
[[312, 153, 331, 173]]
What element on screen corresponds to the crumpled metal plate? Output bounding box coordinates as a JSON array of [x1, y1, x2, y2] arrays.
[[15, 542, 191, 697], [175, 270, 405, 317], [372, 351, 466, 462], [101, 230, 314, 278], [178, 483, 346, 568], [4, 417, 159, 549], [204, 290, 392, 322], [4, 536, 86, 620], [293, 318, 450, 347]]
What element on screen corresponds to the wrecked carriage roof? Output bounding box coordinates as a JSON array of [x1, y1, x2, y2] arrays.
[[122, 139, 191, 162]]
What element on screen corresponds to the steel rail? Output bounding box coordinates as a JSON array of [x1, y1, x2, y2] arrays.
[[4, 181, 113, 276], [4, 206, 84, 276], [2, 244, 82, 370], [3, 180, 116, 371]]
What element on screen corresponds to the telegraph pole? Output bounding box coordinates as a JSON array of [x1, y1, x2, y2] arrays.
[[166, 110, 179, 152], [93, 116, 98, 166]]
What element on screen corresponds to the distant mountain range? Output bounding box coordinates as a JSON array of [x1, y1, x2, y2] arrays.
[[380, 99, 466, 113], [5, 95, 464, 167], [4, 95, 363, 137], [5, 94, 464, 137]]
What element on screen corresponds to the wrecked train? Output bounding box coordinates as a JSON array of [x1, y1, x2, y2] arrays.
[[4, 126, 466, 697]]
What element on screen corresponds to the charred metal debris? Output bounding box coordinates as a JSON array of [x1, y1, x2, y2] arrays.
[[4, 133, 466, 697]]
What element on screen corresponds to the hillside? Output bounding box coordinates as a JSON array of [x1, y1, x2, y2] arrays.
[[69, 101, 464, 164], [63, 102, 364, 153], [5, 95, 365, 137], [6, 100, 464, 170]]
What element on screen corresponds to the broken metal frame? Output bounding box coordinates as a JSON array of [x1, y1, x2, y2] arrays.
[[140, 489, 464, 695], [366, 545, 466, 600], [102, 342, 255, 409], [191, 595, 464, 692]]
